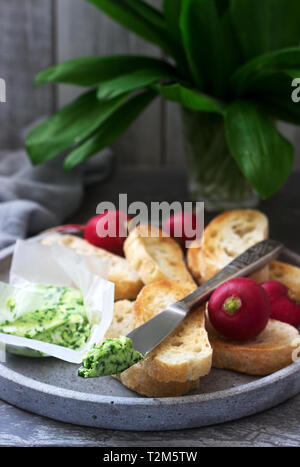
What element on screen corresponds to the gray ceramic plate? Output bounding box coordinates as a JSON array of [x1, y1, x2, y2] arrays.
[[0, 237, 299, 431]]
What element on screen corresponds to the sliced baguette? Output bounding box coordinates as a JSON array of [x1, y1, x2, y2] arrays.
[[106, 300, 200, 397], [124, 225, 195, 288], [104, 300, 135, 339], [187, 244, 203, 284], [270, 260, 300, 301], [133, 280, 212, 383], [41, 234, 143, 301], [206, 318, 299, 375], [119, 362, 200, 398], [187, 209, 269, 284]]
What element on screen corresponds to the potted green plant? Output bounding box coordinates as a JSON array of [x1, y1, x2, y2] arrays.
[[26, 0, 300, 210]]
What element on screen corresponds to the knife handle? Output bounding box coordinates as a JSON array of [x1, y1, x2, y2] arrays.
[[181, 239, 283, 311]]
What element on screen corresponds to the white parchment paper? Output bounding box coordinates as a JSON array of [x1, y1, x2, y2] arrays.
[[0, 239, 115, 363]]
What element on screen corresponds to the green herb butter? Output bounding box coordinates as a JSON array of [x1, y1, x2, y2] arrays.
[[78, 336, 144, 378], [0, 284, 91, 350]]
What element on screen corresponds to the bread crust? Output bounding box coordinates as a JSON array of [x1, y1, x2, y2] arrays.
[[41, 234, 143, 301], [270, 260, 300, 301], [206, 318, 299, 375], [124, 225, 195, 288], [118, 364, 199, 398], [188, 244, 268, 284], [187, 242, 203, 283], [107, 298, 200, 397], [133, 280, 212, 383], [105, 300, 134, 338], [187, 210, 269, 284]]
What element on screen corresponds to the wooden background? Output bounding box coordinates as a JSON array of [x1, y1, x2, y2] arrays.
[[0, 0, 299, 169]]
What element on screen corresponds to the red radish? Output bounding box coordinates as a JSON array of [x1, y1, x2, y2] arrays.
[[162, 212, 202, 247], [208, 278, 270, 341], [262, 280, 300, 328], [84, 210, 131, 256]]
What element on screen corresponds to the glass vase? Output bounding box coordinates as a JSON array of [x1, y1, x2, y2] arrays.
[[182, 108, 259, 211]]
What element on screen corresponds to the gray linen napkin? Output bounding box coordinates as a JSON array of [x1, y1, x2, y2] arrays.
[[0, 147, 113, 259]]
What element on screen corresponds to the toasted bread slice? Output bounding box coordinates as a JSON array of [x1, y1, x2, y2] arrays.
[[206, 318, 299, 375], [187, 209, 269, 284], [133, 280, 212, 383], [41, 234, 143, 301], [106, 300, 200, 397], [270, 260, 300, 301], [104, 300, 135, 339], [119, 362, 200, 398], [187, 244, 203, 284], [124, 225, 195, 288]]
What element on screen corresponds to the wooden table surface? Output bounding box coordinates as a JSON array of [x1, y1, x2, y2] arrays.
[[0, 167, 299, 447]]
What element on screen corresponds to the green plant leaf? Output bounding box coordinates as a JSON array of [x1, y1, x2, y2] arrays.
[[64, 90, 156, 170], [231, 47, 300, 96], [124, 0, 166, 30], [179, 0, 205, 90], [163, 0, 182, 47], [256, 73, 300, 125], [219, 9, 243, 93], [155, 83, 225, 114], [231, 48, 300, 124], [97, 67, 176, 101], [35, 55, 175, 86], [230, 0, 300, 61], [261, 95, 300, 125], [287, 70, 300, 80], [225, 100, 294, 198], [163, 0, 188, 72], [26, 90, 127, 165], [180, 0, 233, 97], [86, 0, 171, 54], [215, 0, 229, 16]]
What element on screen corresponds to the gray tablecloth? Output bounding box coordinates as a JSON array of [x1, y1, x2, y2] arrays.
[[0, 146, 113, 258]]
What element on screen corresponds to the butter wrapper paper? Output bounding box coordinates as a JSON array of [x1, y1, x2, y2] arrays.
[[0, 239, 114, 363]]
